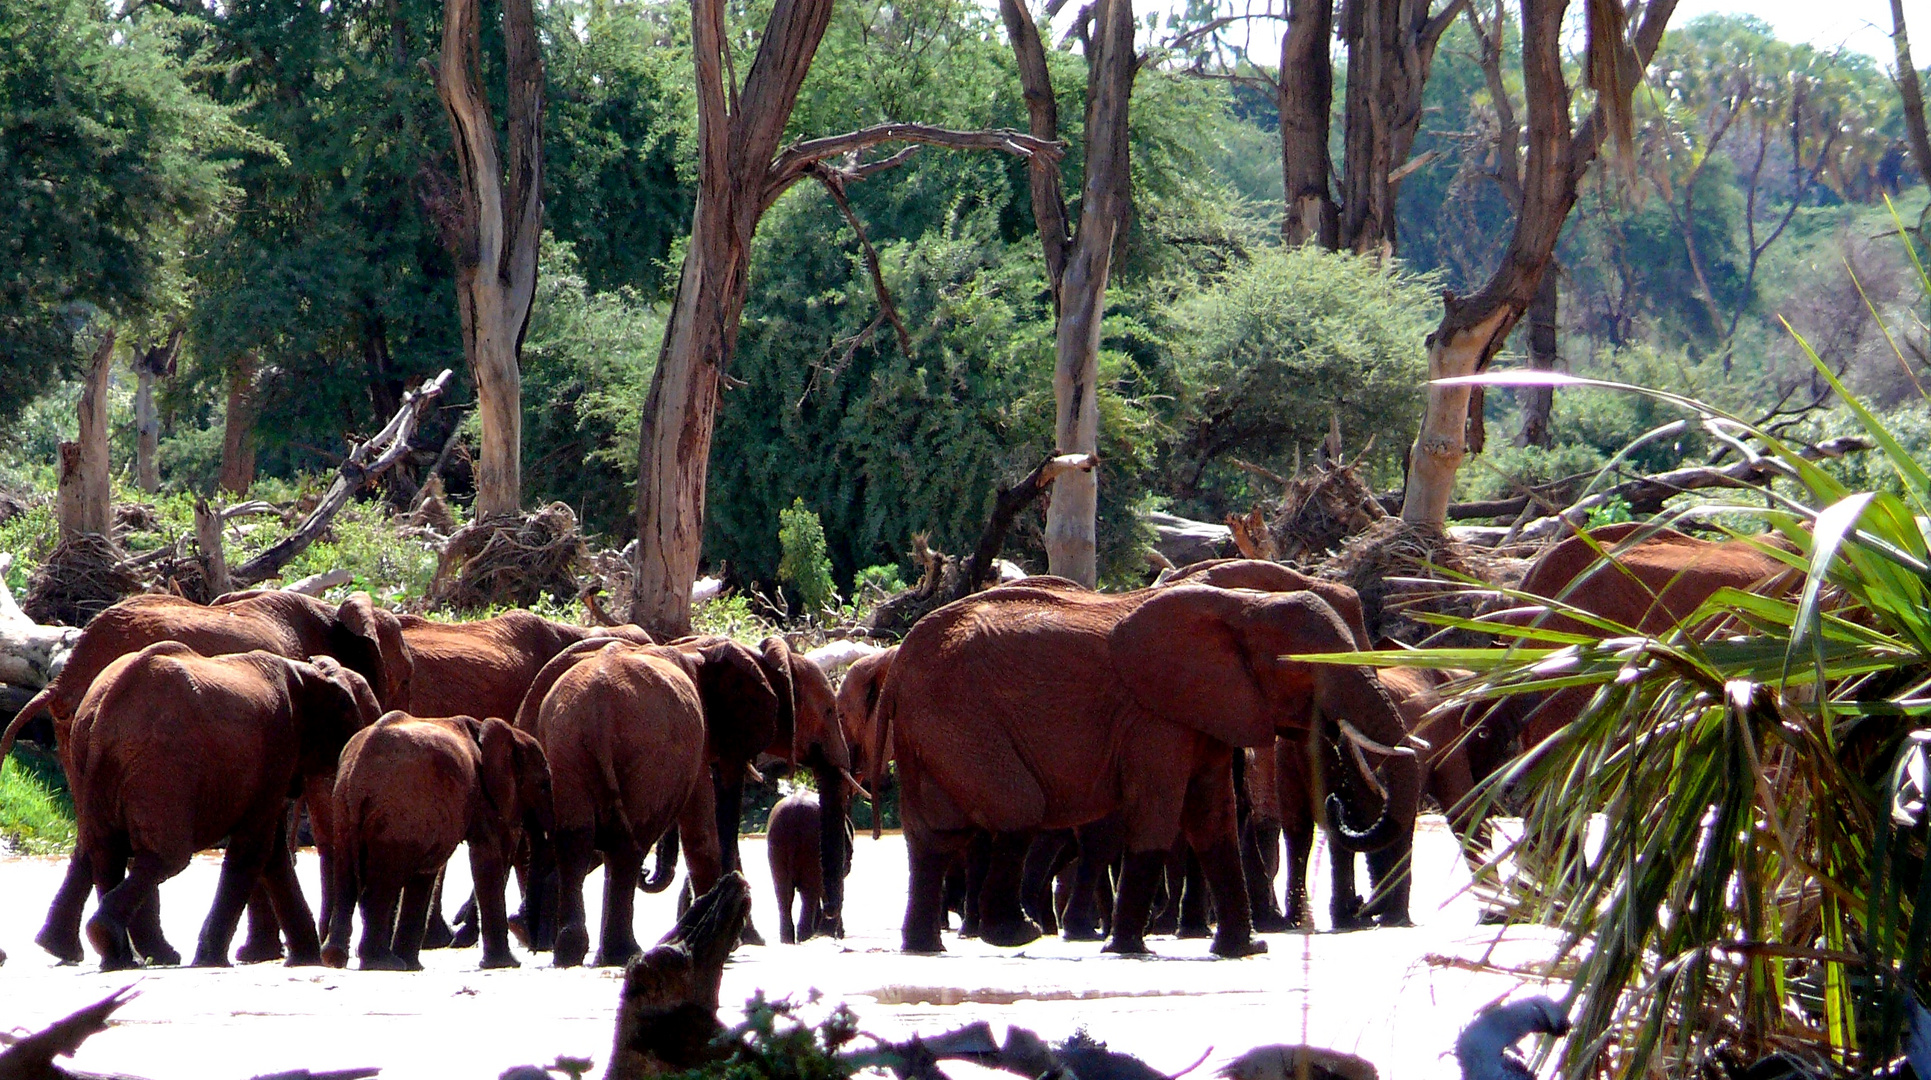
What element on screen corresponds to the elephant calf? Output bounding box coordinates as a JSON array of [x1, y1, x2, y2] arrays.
[[324, 712, 553, 970], [765, 791, 851, 943]]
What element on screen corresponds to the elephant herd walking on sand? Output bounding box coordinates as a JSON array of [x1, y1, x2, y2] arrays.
[[0, 522, 1796, 971]]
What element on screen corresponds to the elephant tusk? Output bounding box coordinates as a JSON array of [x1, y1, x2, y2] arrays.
[[1346, 738, 1388, 801], [1333, 717, 1417, 759], [840, 767, 872, 803], [744, 762, 765, 784], [1404, 732, 1433, 753]]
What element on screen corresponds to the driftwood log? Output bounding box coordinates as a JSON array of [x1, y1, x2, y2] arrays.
[[229, 368, 452, 588], [606, 873, 751, 1079], [0, 554, 78, 691]]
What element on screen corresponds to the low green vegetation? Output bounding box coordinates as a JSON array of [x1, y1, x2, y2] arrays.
[[0, 751, 75, 855]]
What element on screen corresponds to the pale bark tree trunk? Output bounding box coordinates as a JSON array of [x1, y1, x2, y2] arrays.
[[219, 353, 259, 496], [1337, 0, 1465, 254], [628, 0, 1058, 634], [1515, 268, 1558, 448], [1400, 0, 1676, 524], [435, 0, 543, 520], [1894, 0, 1931, 189], [132, 329, 181, 494], [1280, 0, 1338, 247], [56, 328, 116, 543], [194, 498, 231, 597]]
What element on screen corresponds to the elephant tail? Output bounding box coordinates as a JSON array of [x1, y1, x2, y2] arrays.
[[640, 828, 679, 893], [866, 681, 896, 841], [0, 684, 58, 763]]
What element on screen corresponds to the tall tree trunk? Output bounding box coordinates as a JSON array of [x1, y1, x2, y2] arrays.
[[1895, 0, 1931, 189], [131, 329, 182, 494], [435, 0, 543, 520], [57, 328, 116, 543], [1280, 0, 1338, 247], [1515, 267, 1558, 447], [1337, 0, 1464, 255], [1400, 0, 1675, 525], [630, 0, 836, 637], [1042, 0, 1136, 587], [219, 353, 260, 497]]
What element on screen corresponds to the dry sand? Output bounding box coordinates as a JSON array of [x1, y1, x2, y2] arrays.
[[0, 817, 1569, 1079]]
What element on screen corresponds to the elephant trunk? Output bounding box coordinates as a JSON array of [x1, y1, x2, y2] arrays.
[[641, 828, 680, 893], [813, 758, 848, 933], [1320, 666, 1422, 855]]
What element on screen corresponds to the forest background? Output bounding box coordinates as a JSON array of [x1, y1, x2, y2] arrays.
[[3, 0, 1928, 604]]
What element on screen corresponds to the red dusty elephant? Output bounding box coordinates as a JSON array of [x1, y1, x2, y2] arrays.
[[2, 590, 411, 965], [1493, 522, 1798, 749], [878, 581, 1420, 958], [765, 790, 852, 943], [834, 645, 897, 809], [323, 712, 554, 971], [68, 643, 381, 970], [397, 610, 656, 720], [513, 639, 715, 967]]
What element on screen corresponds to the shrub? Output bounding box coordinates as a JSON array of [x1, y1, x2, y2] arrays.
[[0, 751, 75, 855], [777, 499, 838, 618]]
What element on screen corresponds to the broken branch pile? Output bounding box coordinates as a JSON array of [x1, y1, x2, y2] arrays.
[[427, 502, 589, 612]]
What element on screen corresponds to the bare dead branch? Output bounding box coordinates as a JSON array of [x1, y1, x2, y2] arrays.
[[765, 124, 1063, 209], [811, 166, 913, 358]]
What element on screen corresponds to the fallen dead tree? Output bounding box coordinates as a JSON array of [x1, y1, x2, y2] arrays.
[[0, 555, 78, 690]]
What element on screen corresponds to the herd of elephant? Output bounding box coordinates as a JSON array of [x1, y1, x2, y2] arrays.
[[0, 521, 1795, 972]]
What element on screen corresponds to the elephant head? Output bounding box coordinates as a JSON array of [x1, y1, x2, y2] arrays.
[[473, 716, 556, 842], [836, 646, 897, 793], [1110, 584, 1420, 854], [782, 649, 851, 932], [327, 592, 415, 712]]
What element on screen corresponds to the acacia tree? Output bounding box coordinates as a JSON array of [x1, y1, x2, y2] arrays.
[[1399, 0, 1678, 525], [629, 0, 1058, 635], [434, 0, 544, 519], [997, 0, 1139, 587]]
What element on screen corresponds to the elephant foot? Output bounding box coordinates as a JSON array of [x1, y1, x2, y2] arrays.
[[450, 923, 479, 949], [503, 915, 526, 950], [1210, 934, 1268, 958], [979, 917, 1043, 949], [140, 942, 182, 967], [1176, 923, 1213, 940], [593, 947, 639, 968], [284, 946, 323, 968], [1328, 914, 1374, 933], [1100, 936, 1150, 956], [189, 950, 234, 968], [738, 923, 766, 948], [553, 926, 589, 968], [479, 951, 521, 970], [1251, 910, 1293, 934], [35, 926, 85, 965], [236, 938, 285, 964], [321, 944, 349, 969], [1061, 923, 1104, 943], [901, 932, 945, 956], [359, 953, 410, 972], [422, 917, 455, 951], [1376, 913, 1415, 929]]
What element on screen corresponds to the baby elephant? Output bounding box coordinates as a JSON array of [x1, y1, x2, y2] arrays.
[[324, 712, 553, 970], [766, 791, 852, 943]]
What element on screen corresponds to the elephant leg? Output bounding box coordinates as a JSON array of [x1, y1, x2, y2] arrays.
[[322, 847, 357, 970], [471, 835, 519, 970], [941, 855, 966, 931], [712, 767, 764, 947], [355, 871, 409, 971], [1175, 847, 1212, 939], [901, 828, 966, 954], [960, 831, 989, 939], [422, 870, 457, 950], [450, 893, 480, 949], [775, 871, 798, 945], [130, 890, 178, 966], [1242, 816, 1290, 933], [37, 850, 94, 964], [259, 830, 322, 966], [551, 828, 597, 969], [1147, 845, 1183, 936], [1328, 846, 1369, 930], [800, 887, 822, 941], [596, 833, 647, 968], [1179, 754, 1262, 958], [977, 830, 1042, 948], [1361, 843, 1414, 928], [236, 885, 285, 963], [1102, 850, 1166, 956], [1276, 738, 1317, 930], [1063, 819, 1122, 942], [194, 824, 281, 968], [393, 872, 437, 971], [89, 846, 176, 972], [1019, 831, 1070, 936]]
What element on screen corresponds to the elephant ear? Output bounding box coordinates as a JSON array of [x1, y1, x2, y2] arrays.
[[684, 639, 779, 765], [788, 652, 849, 772], [304, 654, 383, 729], [1111, 585, 1276, 748], [474, 717, 520, 830], [289, 656, 382, 771], [758, 636, 798, 765], [332, 592, 411, 711]]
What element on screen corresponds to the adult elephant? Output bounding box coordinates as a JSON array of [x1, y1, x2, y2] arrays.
[[878, 581, 1419, 958], [323, 713, 554, 971], [0, 589, 412, 965], [68, 643, 380, 970]]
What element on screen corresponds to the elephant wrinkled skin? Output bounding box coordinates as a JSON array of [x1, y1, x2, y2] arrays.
[[879, 582, 1420, 958]]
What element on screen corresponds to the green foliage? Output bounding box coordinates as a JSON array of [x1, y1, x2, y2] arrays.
[[777, 499, 838, 617], [853, 564, 905, 597], [1456, 442, 1608, 505], [1155, 246, 1437, 519], [691, 593, 784, 645], [667, 993, 860, 1080], [0, 750, 75, 855], [0, 0, 258, 423]]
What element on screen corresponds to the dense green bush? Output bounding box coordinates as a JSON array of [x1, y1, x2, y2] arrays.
[[776, 500, 838, 617]]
